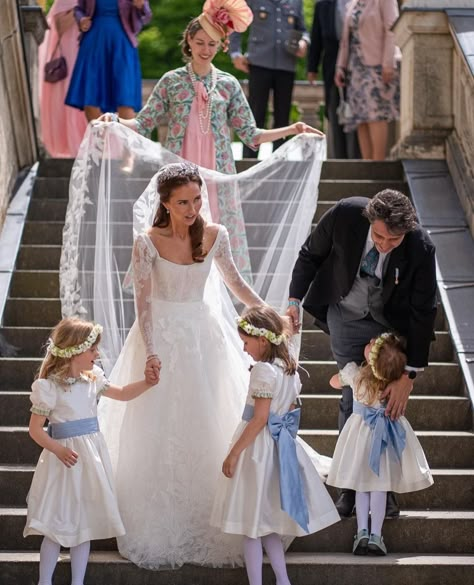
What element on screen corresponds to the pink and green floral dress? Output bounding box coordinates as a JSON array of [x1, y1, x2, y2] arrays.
[[135, 66, 262, 280]]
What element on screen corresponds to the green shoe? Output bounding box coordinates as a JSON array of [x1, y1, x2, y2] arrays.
[[352, 529, 369, 555], [368, 533, 387, 555]]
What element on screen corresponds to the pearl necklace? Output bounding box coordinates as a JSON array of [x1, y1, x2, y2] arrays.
[[187, 63, 217, 135]]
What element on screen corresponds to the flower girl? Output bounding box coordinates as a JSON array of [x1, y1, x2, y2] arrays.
[[24, 317, 159, 585], [211, 306, 339, 585], [327, 332, 433, 555]]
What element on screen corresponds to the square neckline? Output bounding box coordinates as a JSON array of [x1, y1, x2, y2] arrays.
[[141, 225, 223, 266]]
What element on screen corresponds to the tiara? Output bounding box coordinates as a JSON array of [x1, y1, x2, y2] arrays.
[[47, 324, 103, 359], [237, 317, 284, 346], [156, 162, 200, 189], [368, 332, 391, 381]]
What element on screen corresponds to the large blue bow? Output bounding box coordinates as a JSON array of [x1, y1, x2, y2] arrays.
[[353, 401, 406, 476], [267, 409, 309, 532]]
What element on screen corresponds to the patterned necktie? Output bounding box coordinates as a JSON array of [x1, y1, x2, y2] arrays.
[[360, 246, 380, 277]]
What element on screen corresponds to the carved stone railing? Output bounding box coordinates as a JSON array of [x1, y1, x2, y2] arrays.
[[393, 1, 474, 236]]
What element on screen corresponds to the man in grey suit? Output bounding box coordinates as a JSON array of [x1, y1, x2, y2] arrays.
[[229, 0, 310, 158], [287, 190, 437, 518]]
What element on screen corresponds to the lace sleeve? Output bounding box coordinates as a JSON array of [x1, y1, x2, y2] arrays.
[[213, 227, 264, 307], [132, 234, 157, 359]]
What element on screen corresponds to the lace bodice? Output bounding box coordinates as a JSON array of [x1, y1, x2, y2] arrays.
[[132, 225, 263, 358]]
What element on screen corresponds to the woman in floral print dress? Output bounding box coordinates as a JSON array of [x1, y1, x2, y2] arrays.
[[105, 4, 322, 279], [335, 0, 400, 160]]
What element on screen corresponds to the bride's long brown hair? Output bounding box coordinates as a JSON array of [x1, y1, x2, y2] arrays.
[[152, 163, 206, 262]]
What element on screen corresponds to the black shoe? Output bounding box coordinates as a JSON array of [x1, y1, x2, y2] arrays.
[[385, 492, 400, 518], [335, 490, 355, 517]]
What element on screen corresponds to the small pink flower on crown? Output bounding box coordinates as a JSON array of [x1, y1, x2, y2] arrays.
[[214, 8, 234, 28]]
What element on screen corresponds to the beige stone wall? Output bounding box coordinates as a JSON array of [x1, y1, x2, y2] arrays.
[[447, 33, 474, 235], [0, 0, 43, 229]]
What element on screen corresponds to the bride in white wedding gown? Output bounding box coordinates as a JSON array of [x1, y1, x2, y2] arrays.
[[99, 162, 264, 568], [60, 123, 327, 570]]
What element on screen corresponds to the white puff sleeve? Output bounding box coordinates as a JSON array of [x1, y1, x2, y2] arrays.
[[339, 361, 360, 389], [30, 379, 57, 417], [249, 362, 278, 399], [92, 365, 111, 397]]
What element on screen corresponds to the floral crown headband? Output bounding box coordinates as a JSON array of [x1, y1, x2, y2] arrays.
[[198, 0, 253, 50], [237, 317, 284, 346], [47, 324, 103, 359], [368, 332, 393, 381]]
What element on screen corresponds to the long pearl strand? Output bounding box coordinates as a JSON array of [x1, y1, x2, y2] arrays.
[[187, 63, 218, 135]]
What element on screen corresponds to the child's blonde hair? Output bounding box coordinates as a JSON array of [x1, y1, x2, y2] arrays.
[[238, 306, 297, 375], [355, 333, 407, 405], [37, 317, 101, 382]]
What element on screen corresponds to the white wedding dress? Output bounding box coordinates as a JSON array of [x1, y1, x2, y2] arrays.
[[98, 225, 262, 569]]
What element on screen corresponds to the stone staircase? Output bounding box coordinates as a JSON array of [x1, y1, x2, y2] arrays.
[[0, 159, 473, 584]]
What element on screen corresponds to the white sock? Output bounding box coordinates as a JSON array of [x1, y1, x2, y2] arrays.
[[38, 536, 60, 585], [70, 540, 90, 585], [262, 533, 292, 585], [355, 491, 370, 532], [370, 491, 387, 536], [243, 537, 263, 585]]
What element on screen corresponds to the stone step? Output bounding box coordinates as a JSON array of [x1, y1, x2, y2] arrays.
[[1, 296, 448, 335], [1, 326, 454, 363], [1, 551, 473, 585], [299, 361, 462, 396], [37, 158, 74, 178], [1, 463, 471, 510], [236, 159, 405, 181], [1, 390, 469, 431], [300, 430, 474, 469], [2, 508, 473, 554], [0, 356, 461, 398], [1, 427, 472, 468], [302, 306, 448, 333], [26, 196, 339, 226], [31, 173, 408, 203]]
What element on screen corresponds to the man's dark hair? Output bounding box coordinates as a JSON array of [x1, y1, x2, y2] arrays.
[[363, 189, 418, 234]]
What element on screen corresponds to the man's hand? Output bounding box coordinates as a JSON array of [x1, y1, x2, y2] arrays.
[[381, 373, 413, 420], [286, 302, 301, 333], [232, 55, 249, 73], [296, 40, 308, 59], [307, 72, 317, 85]]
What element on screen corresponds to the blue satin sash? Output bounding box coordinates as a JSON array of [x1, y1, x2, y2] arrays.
[[242, 404, 309, 532], [352, 401, 406, 476], [47, 416, 99, 440]]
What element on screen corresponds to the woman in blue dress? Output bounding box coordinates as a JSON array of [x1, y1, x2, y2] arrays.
[[66, 0, 151, 122]]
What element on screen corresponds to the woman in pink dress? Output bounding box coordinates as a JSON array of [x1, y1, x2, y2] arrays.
[[38, 0, 88, 157]]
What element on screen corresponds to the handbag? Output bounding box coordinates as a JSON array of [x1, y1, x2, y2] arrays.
[[336, 87, 352, 125], [44, 41, 68, 83]]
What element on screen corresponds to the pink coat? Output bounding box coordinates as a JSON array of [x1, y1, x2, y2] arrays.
[[38, 0, 88, 157], [336, 0, 401, 70]]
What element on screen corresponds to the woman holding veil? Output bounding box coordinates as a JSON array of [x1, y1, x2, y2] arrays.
[[102, 0, 322, 279]]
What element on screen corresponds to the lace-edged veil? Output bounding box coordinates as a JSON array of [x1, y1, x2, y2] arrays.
[[60, 123, 326, 373]]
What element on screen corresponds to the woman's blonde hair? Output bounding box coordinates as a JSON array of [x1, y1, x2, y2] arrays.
[[354, 333, 407, 405], [37, 318, 101, 382], [238, 306, 297, 375]]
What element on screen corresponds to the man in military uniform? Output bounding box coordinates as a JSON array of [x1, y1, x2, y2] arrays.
[[229, 0, 310, 158]]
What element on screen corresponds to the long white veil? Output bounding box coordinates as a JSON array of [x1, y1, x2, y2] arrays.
[[60, 123, 326, 373]]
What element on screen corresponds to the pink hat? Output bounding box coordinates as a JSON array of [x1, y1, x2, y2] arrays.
[[198, 0, 253, 43]]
